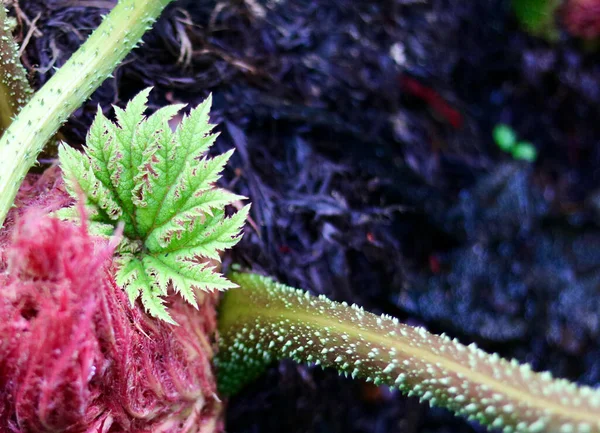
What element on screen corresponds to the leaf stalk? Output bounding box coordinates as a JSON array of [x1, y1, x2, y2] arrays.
[[0, 0, 174, 227], [217, 271, 600, 433]]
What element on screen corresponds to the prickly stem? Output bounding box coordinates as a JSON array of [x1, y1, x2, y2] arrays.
[[0, 6, 33, 136], [0, 0, 174, 227], [217, 271, 600, 433]]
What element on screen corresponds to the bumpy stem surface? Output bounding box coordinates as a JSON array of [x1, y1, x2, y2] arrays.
[[0, 0, 174, 227], [217, 271, 600, 433], [0, 6, 33, 135]]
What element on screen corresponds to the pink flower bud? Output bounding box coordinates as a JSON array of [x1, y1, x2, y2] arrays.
[[0, 171, 222, 432], [563, 0, 600, 39]]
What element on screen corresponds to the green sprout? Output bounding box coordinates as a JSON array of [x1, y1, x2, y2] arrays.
[[512, 141, 538, 162], [493, 124, 518, 152], [493, 124, 538, 162]]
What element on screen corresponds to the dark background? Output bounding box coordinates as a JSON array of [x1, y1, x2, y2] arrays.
[[14, 1, 600, 432]]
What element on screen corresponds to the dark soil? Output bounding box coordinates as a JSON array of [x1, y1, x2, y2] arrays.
[[13, 0, 600, 432]]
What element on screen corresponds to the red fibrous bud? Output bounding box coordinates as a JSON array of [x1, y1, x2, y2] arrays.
[[0, 170, 222, 433], [563, 0, 600, 39]]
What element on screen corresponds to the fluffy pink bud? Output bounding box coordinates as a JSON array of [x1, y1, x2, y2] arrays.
[[563, 0, 600, 39], [0, 170, 222, 433]]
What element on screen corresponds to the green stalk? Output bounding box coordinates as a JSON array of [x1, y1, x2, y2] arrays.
[[0, 0, 174, 227], [0, 6, 33, 135], [217, 271, 600, 433]]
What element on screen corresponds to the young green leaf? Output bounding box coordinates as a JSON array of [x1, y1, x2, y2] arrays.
[[58, 89, 249, 323]]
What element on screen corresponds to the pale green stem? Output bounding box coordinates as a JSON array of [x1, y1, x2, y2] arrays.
[[0, 0, 174, 227], [218, 271, 600, 433]]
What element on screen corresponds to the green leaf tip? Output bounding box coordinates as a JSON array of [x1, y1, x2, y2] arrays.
[[217, 271, 600, 433], [0, 0, 177, 228], [58, 89, 249, 323]]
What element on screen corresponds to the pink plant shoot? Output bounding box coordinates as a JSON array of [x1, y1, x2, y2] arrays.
[[0, 171, 222, 433], [563, 0, 600, 39]]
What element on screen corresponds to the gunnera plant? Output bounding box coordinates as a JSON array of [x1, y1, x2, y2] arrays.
[[0, 89, 245, 430], [1, 1, 600, 433], [0, 0, 177, 228], [0, 190, 222, 432], [0, 0, 233, 431], [0, 75, 249, 430]]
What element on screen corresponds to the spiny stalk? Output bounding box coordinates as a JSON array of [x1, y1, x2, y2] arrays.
[[217, 271, 600, 433], [0, 6, 33, 136], [0, 0, 175, 227]]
